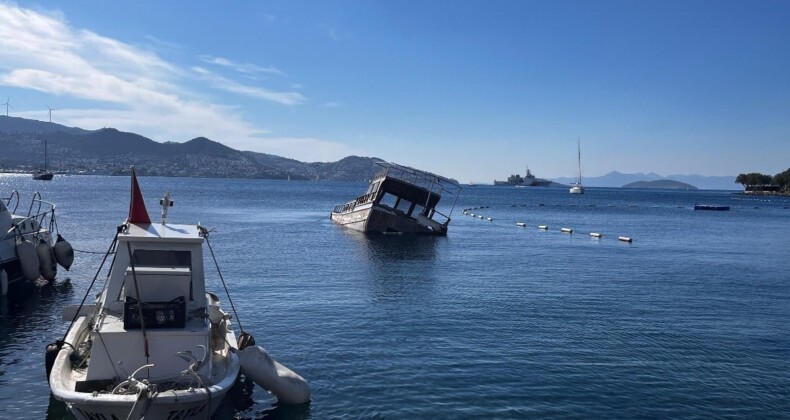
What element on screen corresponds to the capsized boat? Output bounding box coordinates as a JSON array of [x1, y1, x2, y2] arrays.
[[1, 190, 72, 296], [331, 161, 461, 235], [47, 168, 309, 420]]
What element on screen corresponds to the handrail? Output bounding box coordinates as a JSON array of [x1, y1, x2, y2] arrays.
[[2, 190, 21, 213]]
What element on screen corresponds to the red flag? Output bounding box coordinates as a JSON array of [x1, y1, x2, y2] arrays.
[[128, 166, 151, 224]]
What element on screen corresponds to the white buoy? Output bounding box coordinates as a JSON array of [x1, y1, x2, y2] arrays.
[[16, 237, 40, 281], [618, 236, 633, 243], [590, 232, 602, 238], [478, 215, 483, 219], [37, 239, 58, 281], [470, 213, 475, 217], [516, 222, 526, 227], [487, 217, 493, 221], [54, 234, 74, 270], [1, 269, 7, 296], [561, 227, 573, 233], [538, 225, 548, 230], [239, 345, 311, 404]]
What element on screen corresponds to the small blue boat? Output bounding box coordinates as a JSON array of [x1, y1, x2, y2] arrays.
[[694, 204, 730, 211]]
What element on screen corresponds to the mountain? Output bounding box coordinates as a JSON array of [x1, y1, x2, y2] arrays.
[[554, 171, 738, 190], [622, 180, 697, 190], [0, 115, 89, 135], [0, 115, 387, 180]]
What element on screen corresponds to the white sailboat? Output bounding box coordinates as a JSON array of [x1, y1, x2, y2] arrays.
[[569, 139, 584, 194]]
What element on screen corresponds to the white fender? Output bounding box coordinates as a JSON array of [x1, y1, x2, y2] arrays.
[[53, 234, 74, 271], [239, 345, 311, 404], [16, 237, 40, 281], [1, 269, 7, 296], [37, 239, 58, 281]]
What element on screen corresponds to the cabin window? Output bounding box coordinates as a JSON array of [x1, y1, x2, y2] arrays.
[[413, 204, 426, 217], [379, 192, 398, 209], [396, 198, 412, 214], [132, 250, 191, 268], [365, 181, 380, 195]]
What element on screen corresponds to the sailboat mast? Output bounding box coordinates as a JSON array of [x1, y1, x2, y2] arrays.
[[44, 140, 48, 171], [576, 139, 581, 184]]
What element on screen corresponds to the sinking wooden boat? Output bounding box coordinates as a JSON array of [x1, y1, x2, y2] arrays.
[[331, 162, 461, 235]]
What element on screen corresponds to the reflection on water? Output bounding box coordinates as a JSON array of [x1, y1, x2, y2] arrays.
[[346, 232, 442, 303]]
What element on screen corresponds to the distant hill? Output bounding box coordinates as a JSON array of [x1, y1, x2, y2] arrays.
[[0, 115, 389, 181], [554, 171, 738, 190], [622, 180, 698, 190]]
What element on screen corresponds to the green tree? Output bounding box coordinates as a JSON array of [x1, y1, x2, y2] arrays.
[[736, 172, 772, 187], [773, 168, 790, 190]]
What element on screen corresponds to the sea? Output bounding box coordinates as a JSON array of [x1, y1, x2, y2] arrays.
[[1, 174, 788, 419]]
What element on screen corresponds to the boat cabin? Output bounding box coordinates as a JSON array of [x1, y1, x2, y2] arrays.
[[87, 223, 211, 384]]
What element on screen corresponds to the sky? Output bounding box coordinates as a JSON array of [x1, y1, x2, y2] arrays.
[[1, 1, 788, 182]]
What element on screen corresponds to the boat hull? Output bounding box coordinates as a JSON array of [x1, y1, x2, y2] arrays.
[[50, 314, 241, 420], [331, 204, 447, 235]]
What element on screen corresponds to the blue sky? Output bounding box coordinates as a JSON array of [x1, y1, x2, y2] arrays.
[[1, 1, 788, 182]]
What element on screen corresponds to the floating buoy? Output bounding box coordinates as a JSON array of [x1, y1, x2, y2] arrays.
[[16, 237, 40, 281], [1, 269, 7, 296], [538, 225, 548, 230], [37, 239, 58, 281], [618, 236, 633, 243], [478, 215, 483, 219], [589, 232, 602, 238], [487, 217, 493, 221], [470, 213, 475, 217], [561, 227, 573, 233], [516, 222, 526, 227], [239, 345, 311, 404], [538, 203, 545, 206]]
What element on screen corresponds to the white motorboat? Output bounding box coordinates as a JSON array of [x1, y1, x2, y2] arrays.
[[570, 139, 585, 194], [1, 190, 72, 296], [47, 168, 309, 419]]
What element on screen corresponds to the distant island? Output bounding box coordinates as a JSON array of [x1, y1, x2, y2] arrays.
[[622, 180, 698, 190]]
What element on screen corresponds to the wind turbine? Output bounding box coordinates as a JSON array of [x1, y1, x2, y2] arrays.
[[2, 98, 12, 117], [46, 104, 55, 123]]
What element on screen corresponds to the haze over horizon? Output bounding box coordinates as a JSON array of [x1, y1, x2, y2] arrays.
[[1, 1, 788, 182]]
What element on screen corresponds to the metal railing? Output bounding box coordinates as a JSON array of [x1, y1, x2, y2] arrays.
[[1, 191, 57, 243], [333, 191, 377, 214]]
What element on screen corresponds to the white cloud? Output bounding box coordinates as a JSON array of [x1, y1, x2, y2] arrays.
[[0, 3, 349, 162], [200, 55, 285, 77], [192, 66, 305, 106]]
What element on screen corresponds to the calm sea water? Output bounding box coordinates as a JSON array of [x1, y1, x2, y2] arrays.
[[1, 174, 788, 419]]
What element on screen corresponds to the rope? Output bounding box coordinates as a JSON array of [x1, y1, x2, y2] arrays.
[[74, 248, 116, 255], [201, 230, 244, 334], [59, 228, 121, 343], [126, 241, 150, 363]]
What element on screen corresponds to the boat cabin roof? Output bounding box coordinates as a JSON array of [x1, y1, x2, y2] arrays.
[[120, 223, 203, 244]]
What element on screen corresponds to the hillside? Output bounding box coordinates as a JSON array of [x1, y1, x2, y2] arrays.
[[622, 180, 698, 190], [0, 116, 386, 180], [554, 171, 737, 190]]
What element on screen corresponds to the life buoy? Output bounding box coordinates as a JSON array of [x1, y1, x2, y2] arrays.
[[54, 234, 74, 271], [16, 237, 40, 281], [37, 239, 57, 281]]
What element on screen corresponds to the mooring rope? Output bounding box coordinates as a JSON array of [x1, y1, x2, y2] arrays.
[[199, 226, 244, 335]]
